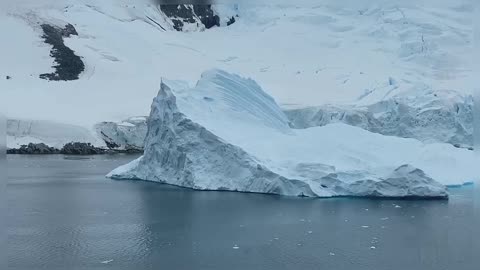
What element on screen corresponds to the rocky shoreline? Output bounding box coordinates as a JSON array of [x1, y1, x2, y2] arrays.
[[7, 142, 143, 155]]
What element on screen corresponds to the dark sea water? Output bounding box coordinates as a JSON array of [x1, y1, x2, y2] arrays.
[[7, 155, 479, 270]]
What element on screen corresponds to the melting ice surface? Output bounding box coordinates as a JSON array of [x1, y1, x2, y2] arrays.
[[108, 70, 478, 198]]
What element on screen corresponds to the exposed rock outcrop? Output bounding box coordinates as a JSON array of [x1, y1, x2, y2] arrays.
[[60, 142, 106, 155], [7, 143, 60, 154], [160, 4, 219, 31], [156, 4, 236, 31], [7, 142, 105, 155], [39, 23, 84, 81]]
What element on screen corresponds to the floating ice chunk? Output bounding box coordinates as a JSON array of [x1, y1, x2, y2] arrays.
[[107, 70, 476, 199]]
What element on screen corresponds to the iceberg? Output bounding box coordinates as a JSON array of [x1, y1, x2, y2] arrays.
[[108, 70, 478, 198]]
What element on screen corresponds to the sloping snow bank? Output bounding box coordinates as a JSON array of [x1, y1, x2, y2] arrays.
[[108, 70, 478, 198], [285, 90, 473, 148], [7, 119, 103, 149]]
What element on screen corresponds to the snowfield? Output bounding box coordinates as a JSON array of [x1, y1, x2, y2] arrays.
[[7, 119, 104, 149], [108, 70, 478, 198], [1, 0, 474, 126]]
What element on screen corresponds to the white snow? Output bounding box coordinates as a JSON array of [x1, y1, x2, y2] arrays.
[[0, 0, 474, 129], [108, 70, 478, 198], [7, 119, 103, 148]]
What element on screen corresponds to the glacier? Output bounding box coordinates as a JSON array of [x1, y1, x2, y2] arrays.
[[108, 70, 478, 198], [7, 119, 103, 149], [285, 90, 473, 149], [94, 116, 147, 151], [2, 1, 473, 130]]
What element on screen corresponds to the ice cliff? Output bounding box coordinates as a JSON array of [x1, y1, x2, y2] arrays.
[[108, 70, 478, 198], [94, 116, 147, 151], [285, 90, 473, 149]]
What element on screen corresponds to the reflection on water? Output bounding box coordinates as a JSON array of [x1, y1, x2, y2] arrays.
[[7, 155, 479, 270]]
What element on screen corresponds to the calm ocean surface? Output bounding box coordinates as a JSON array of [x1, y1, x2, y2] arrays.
[[7, 155, 479, 270]]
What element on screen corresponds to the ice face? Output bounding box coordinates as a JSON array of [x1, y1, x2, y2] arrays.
[[108, 70, 478, 198], [285, 90, 473, 149], [94, 117, 147, 151]]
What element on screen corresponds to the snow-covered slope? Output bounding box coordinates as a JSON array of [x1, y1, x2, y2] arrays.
[[108, 70, 478, 198], [1, 0, 473, 129], [7, 119, 103, 149]]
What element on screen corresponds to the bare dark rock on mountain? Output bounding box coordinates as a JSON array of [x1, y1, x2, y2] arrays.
[[227, 16, 235, 26], [193, 5, 220, 29], [159, 4, 223, 31], [39, 23, 85, 81], [61, 23, 78, 37]]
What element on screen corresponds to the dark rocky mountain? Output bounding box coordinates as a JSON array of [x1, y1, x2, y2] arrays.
[[160, 5, 219, 31], [39, 23, 85, 81], [159, 4, 235, 31]]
